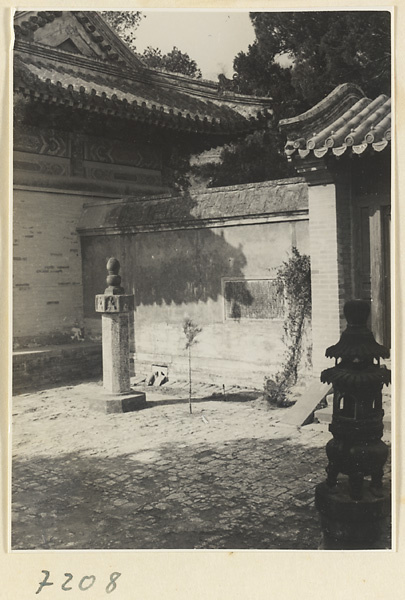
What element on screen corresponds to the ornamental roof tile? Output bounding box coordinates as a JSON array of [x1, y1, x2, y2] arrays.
[[279, 83, 391, 159]]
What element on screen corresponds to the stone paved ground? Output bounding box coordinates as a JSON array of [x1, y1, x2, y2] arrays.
[[11, 379, 392, 550]]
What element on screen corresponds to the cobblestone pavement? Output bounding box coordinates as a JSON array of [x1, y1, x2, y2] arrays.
[[11, 379, 392, 550]]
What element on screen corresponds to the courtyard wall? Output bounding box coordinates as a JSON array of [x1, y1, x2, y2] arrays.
[[79, 179, 309, 385]]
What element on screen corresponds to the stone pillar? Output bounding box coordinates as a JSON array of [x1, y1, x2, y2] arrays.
[[93, 257, 146, 413]]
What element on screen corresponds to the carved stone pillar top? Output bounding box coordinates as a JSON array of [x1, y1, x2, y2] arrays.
[[95, 257, 134, 314], [105, 257, 125, 295]]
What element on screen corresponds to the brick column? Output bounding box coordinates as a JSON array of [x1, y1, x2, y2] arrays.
[[308, 184, 341, 373]]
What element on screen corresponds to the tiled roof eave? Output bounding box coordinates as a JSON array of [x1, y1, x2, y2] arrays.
[[279, 83, 366, 135], [14, 48, 272, 136], [282, 83, 391, 162], [14, 81, 266, 138], [287, 139, 390, 162], [14, 41, 273, 118], [13, 12, 273, 107]]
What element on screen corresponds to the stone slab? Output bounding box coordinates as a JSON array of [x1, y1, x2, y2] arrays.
[[90, 391, 147, 414], [281, 379, 332, 427]]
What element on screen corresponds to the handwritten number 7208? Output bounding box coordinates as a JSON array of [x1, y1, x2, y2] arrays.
[[36, 571, 121, 594]]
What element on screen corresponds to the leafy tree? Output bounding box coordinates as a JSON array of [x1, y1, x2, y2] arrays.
[[236, 11, 391, 112], [101, 13, 202, 79], [232, 41, 300, 121], [194, 11, 391, 188], [141, 46, 202, 78], [101, 11, 390, 189], [192, 129, 294, 188], [101, 11, 143, 50]]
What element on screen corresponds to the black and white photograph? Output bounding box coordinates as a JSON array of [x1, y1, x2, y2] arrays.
[[11, 8, 392, 555]]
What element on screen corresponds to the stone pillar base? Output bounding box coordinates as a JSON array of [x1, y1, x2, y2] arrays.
[[315, 480, 391, 549], [90, 391, 147, 414]]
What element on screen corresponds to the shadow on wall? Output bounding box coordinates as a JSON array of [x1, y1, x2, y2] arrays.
[[81, 193, 254, 315], [132, 229, 253, 308]]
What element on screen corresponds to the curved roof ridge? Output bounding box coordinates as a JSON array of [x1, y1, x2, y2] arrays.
[[141, 66, 273, 104], [280, 83, 391, 161], [279, 83, 365, 132], [14, 53, 270, 138]]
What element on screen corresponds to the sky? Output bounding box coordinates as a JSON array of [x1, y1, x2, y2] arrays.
[[134, 11, 256, 81]]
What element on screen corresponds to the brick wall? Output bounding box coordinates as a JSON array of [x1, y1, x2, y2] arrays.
[[13, 189, 87, 347], [308, 184, 341, 373]]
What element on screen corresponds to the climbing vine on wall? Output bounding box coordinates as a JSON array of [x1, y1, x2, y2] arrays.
[[265, 247, 311, 406]]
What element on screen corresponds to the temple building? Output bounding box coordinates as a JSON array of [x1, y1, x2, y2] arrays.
[[13, 11, 391, 390]]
